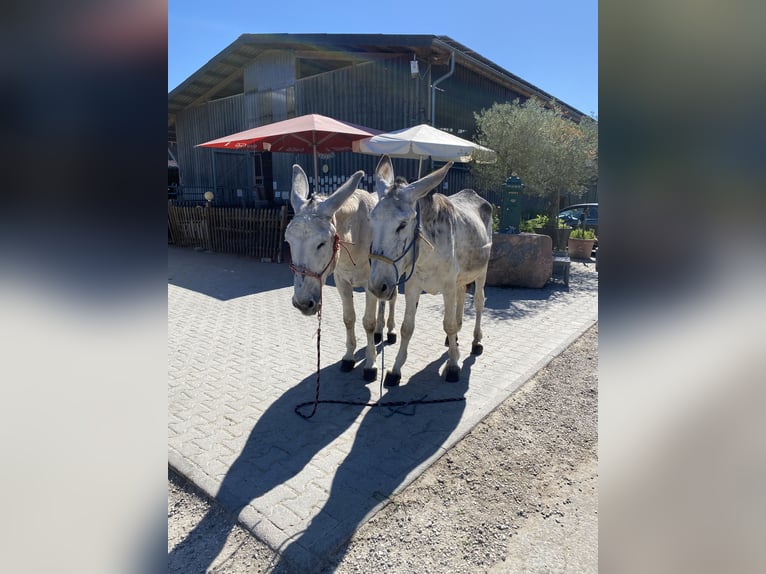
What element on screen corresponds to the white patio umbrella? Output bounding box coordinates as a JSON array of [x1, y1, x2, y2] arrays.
[[352, 123, 497, 176]]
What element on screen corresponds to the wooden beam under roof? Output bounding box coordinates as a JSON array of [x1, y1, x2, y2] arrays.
[[293, 49, 403, 61], [185, 67, 244, 109]]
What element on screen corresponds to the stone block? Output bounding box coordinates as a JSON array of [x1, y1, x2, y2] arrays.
[[486, 233, 552, 288]]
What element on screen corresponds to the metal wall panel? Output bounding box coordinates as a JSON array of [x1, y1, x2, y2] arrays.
[[176, 94, 245, 188], [244, 50, 295, 92], [175, 51, 544, 200], [243, 51, 296, 129], [176, 105, 213, 188]]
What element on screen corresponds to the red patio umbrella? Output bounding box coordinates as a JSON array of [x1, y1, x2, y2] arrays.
[[197, 113, 380, 195]]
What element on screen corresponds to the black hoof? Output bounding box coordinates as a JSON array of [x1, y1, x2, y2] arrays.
[[445, 365, 460, 382], [471, 343, 484, 356], [444, 335, 458, 347], [363, 367, 378, 382], [340, 359, 355, 372], [387, 333, 397, 344], [374, 332, 382, 344], [383, 372, 401, 387]]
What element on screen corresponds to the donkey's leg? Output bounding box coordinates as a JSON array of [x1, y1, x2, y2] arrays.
[[446, 282, 467, 346], [375, 291, 398, 344], [374, 300, 385, 344], [362, 289, 380, 382], [442, 283, 461, 382], [456, 282, 467, 334], [471, 271, 487, 356], [386, 290, 397, 343], [384, 286, 420, 387], [336, 280, 357, 372]]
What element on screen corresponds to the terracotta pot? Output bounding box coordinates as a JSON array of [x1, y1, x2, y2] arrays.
[[568, 237, 596, 259]]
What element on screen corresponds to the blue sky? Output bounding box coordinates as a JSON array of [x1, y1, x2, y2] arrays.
[[169, 0, 598, 118]]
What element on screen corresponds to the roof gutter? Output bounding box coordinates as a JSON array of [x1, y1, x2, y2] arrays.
[[430, 49, 455, 127]]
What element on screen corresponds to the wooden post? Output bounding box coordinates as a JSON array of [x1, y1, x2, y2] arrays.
[[204, 202, 212, 251]]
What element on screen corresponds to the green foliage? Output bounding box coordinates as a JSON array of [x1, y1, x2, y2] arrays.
[[570, 227, 596, 239], [473, 98, 597, 247], [527, 214, 549, 228], [521, 213, 570, 231], [473, 98, 598, 199], [519, 219, 535, 232], [491, 205, 500, 232]]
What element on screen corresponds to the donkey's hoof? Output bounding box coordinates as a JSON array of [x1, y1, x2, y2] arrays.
[[340, 359, 355, 372], [363, 367, 378, 382], [383, 372, 401, 387], [471, 343, 484, 356], [445, 365, 461, 382], [387, 333, 397, 344], [444, 335, 458, 347], [374, 332, 382, 344]]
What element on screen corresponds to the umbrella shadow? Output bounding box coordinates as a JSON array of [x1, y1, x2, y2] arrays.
[[168, 246, 294, 301], [274, 353, 470, 571], [168, 362, 371, 573]]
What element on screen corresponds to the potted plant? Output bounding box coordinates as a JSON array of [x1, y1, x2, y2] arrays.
[[567, 226, 596, 259]]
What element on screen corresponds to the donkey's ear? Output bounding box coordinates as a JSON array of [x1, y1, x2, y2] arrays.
[[402, 161, 453, 203], [374, 155, 394, 198], [318, 170, 365, 217], [290, 164, 310, 213]]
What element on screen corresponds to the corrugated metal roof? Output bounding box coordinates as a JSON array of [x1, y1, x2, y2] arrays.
[[168, 33, 586, 142]]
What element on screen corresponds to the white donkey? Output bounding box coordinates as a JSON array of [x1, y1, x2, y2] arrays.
[[368, 156, 492, 386], [285, 165, 396, 382]]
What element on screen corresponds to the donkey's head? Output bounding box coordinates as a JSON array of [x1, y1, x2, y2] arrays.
[[285, 165, 364, 315], [368, 155, 452, 300]]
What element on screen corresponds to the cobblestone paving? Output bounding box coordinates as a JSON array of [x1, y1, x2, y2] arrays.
[[168, 246, 598, 572]]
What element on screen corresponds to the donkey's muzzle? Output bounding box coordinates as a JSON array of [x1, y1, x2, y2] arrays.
[[292, 296, 319, 316]]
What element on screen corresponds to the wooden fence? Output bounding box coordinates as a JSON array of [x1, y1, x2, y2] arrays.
[[168, 205, 290, 262]]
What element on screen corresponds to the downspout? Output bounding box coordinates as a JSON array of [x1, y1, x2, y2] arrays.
[[430, 50, 455, 174], [430, 50, 455, 127]]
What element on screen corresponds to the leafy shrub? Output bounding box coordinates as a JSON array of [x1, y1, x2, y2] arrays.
[[520, 213, 570, 232], [570, 226, 596, 239], [492, 205, 500, 232]]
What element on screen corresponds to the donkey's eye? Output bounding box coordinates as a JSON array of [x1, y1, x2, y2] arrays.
[[317, 242, 326, 250], [395, 221, 407, 233]]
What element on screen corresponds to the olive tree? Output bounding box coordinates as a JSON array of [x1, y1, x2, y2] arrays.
[[474, 98, 598, 249]]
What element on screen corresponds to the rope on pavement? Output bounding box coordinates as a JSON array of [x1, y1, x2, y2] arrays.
[[295, 302, 465, 419]]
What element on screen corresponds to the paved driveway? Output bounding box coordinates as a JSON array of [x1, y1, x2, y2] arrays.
[[168, 246, 598, 572]]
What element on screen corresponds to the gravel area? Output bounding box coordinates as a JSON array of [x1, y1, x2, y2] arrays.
[[169, 323, 598, 573]]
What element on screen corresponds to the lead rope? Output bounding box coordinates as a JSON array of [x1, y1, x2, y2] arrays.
[[290, 233, 360, 419], [290, 235, 341, 419], [295, 225, 465, 419], [290, 218, 465, 419]]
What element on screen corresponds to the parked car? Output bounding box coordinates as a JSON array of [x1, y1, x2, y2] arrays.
[[559, 203, 598, 236]]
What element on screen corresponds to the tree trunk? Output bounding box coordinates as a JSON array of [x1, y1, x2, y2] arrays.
[[548, 189, 561, 251]]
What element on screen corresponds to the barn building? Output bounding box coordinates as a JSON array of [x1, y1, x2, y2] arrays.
[[168, 33, 587, 207]]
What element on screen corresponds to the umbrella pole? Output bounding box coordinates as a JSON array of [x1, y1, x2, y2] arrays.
[[312, 131, 320, 196], [418, 157, 422, 178]]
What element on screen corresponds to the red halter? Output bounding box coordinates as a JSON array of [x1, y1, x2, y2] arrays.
[[289, 233, 342, 285]]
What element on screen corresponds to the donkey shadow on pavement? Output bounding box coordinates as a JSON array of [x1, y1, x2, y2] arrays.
[[168, 360, 371, 573], [274, 352, 470, 572], [169, 349, 472, 574]]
